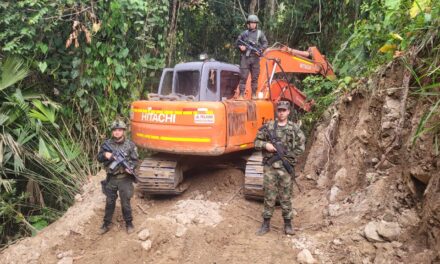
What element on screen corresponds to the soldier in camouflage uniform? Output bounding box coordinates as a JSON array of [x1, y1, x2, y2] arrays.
[[254, 100, 305, 235], [97, 120, 139, 235]]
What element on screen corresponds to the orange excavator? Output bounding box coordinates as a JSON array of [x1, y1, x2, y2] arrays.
[[130, 44, 335, 199]]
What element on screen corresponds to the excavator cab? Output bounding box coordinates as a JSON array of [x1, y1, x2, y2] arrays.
[[155, 61, 240, 102]]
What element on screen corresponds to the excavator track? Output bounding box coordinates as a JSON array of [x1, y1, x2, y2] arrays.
[[137, 155, 189, 195], [244, 151, 264, 200]]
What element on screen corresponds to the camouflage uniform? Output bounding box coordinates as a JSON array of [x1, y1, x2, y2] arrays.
[[97, 138, 139, 226], [254, 120, 305, 219]]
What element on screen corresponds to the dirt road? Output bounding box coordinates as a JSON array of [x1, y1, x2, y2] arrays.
[[1, 164, 429, 264]]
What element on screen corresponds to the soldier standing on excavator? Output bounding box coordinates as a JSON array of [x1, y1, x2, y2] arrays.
[[254, 100, 305, 235], [97, 120, 139, 235], [235, 14, 268, 100]]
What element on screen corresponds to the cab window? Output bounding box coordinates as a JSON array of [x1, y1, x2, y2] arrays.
[[175, 70, 200, 96], [220, 71, 240, 100]]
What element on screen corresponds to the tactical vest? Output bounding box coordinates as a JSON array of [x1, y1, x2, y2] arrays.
[[245, 29, 262, 43], [263, 120, 300, 167], [104, 138, 135, 176]]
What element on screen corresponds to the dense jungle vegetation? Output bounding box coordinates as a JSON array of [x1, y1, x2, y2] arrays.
[[0, 0, 438, 246]]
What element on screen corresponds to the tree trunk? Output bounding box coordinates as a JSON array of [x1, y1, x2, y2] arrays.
[[167, 0, 179, 66], [249, 0, 257, 14], [268, 0, 275, 17]]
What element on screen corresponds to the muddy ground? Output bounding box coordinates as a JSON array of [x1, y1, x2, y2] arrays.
[[1, 60, 439, 264]]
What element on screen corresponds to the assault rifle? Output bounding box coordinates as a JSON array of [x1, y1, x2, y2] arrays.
[[238, 39, 263, 57], [100, 141, 138, 195], [102, 141, 138, 180], [262, 123, 302, 192]]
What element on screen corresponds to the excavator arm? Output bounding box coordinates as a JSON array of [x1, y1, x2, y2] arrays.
[[249, 46, 335, 111]]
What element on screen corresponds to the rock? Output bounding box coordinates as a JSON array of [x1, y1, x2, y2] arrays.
[[391, 241, 402, 248], [377, 221, 401, 241], [364, 221, 384, 243], [192, 190, 200, 198], [334, 167, 348, 188], [398, 209, 420, 227], [167, 249, 180, 261], [410, 167, 430, 184], [175, 224, 187, 238], [56, 250, 73, 259], [384, 97, 400, 119], [57, 257, 73, 264], [382, 209, 396, 222], [362, 258, 372, 264], [305, 174, 314, 180], [195, 194, 204, 200], [292, 208, 298, 217], [141, 240, 152, 251], [329, 186, 340, 202], [332, 238, 343, 245], [381, 121, 393, 130], [137, 228, 150, 241], [366, 172, 378, 184], [328, 204, 341, 217], [74, 194, 82, 202], [371, 158, 379, 164], [395, 248, 404, 257], [351, 232, 363, 242], [297, 249, 316, 264], [291, 237, 308, 250]]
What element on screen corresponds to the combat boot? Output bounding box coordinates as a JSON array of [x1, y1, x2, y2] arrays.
[[126, 222, 135, 234], [256, 218, 270, 236], [284, 218, 294, 235], [98, 223, 110, 235]]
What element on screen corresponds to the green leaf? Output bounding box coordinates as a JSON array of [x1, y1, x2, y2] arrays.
[[37, 43, 49, 54], [76, 89, 85, 97], [385, 0, 401, 10], [38, 138, 51, 159], [38, 62, 47, 73], [118, 48, 129, 58], [28, 100, 58, 126]]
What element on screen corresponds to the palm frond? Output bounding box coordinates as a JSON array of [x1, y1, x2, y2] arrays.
[[0, 57, 29, 91]]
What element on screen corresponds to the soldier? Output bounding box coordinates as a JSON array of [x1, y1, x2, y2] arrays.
[[254, 100, 305, 235], [235, 14, 268, 99], [97, 120, 139, 235]]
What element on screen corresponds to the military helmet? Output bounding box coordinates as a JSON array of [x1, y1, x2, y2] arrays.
[[247, 14, 260, 23], [110, 120, 127, 130], [277, 100, 291, 110]]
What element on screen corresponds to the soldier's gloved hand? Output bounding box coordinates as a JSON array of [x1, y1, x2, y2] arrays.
[[239, 45, 246, 51], [265, 143, 277, 152], [104, 152, 113, 160]]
